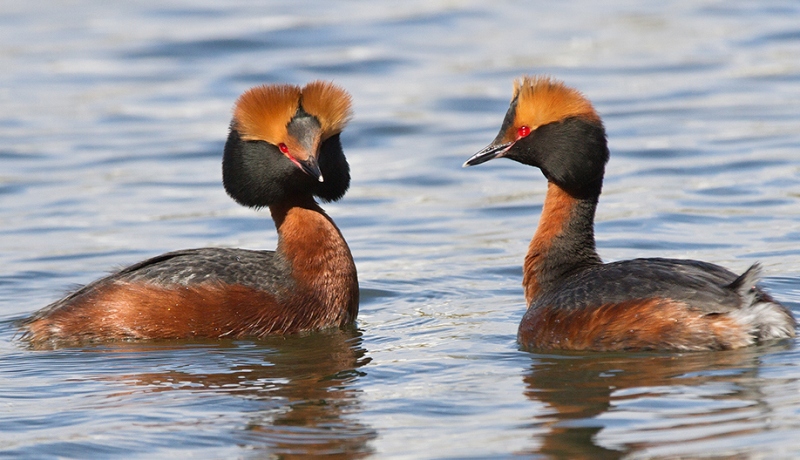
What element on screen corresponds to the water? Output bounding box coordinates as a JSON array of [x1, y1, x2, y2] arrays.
[[2, 0, 800, 457]]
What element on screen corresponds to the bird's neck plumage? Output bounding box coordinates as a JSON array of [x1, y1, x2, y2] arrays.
[[523, 181, 601, 305], [270, 196, 359, 323]]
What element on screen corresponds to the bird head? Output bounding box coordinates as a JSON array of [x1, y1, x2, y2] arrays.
[[465, 76, 609, 198], [223, 81, 353, 208]]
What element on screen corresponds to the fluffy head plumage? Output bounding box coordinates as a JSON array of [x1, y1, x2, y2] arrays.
[[232, 81, 352, 146], [300, 81, 353, 139], [465, 76, 609, 198], [233, 84, 302, 145], [222, 82, 353, 208], [508, 76, 600, 141]]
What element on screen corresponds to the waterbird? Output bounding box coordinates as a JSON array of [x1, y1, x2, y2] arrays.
[[464, 76, 796, 351], [23, 81, 359, 347]]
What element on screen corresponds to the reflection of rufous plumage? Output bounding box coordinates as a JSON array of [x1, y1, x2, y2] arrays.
[[521, 346, 782, 457], [103, 330, 375, 457]]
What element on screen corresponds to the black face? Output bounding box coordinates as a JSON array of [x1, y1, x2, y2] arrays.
[[506, 117, 609, 198], [466, 107, 609, 199], [222, 125, 350, 209], [315, 133, 350, 202], [493, 95, 520, 148]]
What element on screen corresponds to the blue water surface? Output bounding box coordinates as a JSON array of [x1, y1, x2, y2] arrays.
[[2, 1, 800, 458]]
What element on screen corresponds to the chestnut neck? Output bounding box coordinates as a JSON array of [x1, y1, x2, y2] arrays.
[[269, 195, 359, 321], [523, 181, 602, 304]]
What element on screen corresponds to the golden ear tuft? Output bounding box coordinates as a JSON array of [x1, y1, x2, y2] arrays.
[[233, 84, 302, 144], [511, 76, 600, 129], [300, 81, 353, 139]]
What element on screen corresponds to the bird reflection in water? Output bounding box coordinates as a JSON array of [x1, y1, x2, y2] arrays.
[[520, 344, 792, 459], [98, 328, 374, 458]]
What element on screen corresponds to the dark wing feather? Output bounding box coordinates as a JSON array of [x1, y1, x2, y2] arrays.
[[27, 248, 289, 323], [115, 247, 289, 290], [535, 258, 746, 314]]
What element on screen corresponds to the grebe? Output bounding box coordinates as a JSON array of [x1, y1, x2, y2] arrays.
[[464, 76, 796, 351], [23, 81, 359, 347]]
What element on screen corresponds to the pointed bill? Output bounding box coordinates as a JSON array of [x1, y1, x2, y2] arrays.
[[462, 141, 514, 167], [299, 155, 324, 182]]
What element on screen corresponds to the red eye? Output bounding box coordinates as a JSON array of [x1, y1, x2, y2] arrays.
[[278, 143, 289, 154], [517, 126, 531, 138]]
